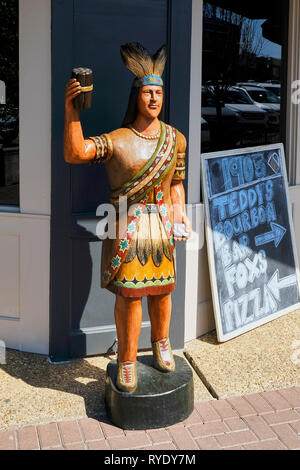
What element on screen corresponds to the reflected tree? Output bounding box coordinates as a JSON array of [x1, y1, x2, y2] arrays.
[[203, 2, 267, 149]]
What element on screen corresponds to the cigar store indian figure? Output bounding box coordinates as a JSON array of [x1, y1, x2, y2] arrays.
[[64, 43, 191, 393]]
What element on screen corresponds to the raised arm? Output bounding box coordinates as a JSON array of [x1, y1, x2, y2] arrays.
[[63, 78, 97, 164]]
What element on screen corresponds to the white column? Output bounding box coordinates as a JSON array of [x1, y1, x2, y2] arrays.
[[285, 1, 300, 267], [19, 0, 51, 215], [286, 0, 300, 185], [184, 0, 215, 343], [187, 0, 203, 205]]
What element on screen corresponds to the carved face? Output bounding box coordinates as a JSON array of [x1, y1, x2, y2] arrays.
[[137, 85, 163, 120]]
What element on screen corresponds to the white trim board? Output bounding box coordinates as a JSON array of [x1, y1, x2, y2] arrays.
[[0, 214, 50, 353]]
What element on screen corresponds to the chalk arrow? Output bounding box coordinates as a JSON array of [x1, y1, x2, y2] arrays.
[[267, 269, 298, 302], [255, 222, 286, 248]]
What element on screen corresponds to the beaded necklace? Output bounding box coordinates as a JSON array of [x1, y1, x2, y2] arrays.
[[128, 124, 161, 140]]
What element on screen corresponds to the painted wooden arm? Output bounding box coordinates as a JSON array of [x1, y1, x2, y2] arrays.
[[170, 180, 191, 241], [63, 78, 96, 164]]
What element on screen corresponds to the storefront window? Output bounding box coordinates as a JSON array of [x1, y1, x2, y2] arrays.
[[201, 0, 288, 153], [0, 0, 19, 205]]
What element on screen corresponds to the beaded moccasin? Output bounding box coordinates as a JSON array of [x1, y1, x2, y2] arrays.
[[116, 361, 137, 393], [152, 338, 175, 372]]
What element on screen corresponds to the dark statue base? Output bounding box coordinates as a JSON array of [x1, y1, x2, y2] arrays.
[[104, 355, 194, 430]]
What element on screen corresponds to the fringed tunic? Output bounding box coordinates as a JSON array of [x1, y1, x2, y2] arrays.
[[89, 121, 186, 298]]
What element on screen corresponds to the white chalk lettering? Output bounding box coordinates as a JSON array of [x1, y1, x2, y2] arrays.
[[244, 255, 260, 283], [214, 202, 277, 242], [221, 242, 232, 269], [223, 250, 268, 297], [220, 154, 268, 192], [236, 263, 248, 290], [213, 181, 274, 223], [222, 284, 278, 332], [224, 265, 237, 298]]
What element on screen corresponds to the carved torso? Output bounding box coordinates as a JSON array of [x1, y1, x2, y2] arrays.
[[89, 123, 187, 289], [103, 127, 186, 199], [105, 128, 164, 190]]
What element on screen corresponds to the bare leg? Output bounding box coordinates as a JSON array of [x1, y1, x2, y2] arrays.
[[147, 293, 172, 342], [147, 293, 174, 371], [114, 295, 143, 362]]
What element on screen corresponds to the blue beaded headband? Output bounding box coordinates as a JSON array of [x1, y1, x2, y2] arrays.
[[134, 74, 163, 88]]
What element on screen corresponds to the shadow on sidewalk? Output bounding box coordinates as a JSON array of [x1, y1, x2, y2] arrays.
[[0, 349, 113, 428]]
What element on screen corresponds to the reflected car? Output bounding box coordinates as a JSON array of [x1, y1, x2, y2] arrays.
[[223, 87, 268, 125], [237, 81, 281, 100], [0, 105, 19, 145], [201, 87, 241, 149], [222, 87, 270, 146], [236, 85, 280, 112], [259, 84, 281, 100], [234, 85, 280, 129]]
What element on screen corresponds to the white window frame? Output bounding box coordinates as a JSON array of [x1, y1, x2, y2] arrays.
[[286, 0, 300, 185], [0, 0, 51, 215]]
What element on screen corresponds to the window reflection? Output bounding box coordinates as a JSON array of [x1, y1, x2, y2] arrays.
[[202, 0, 287, 152], [0, 0, 19, 205]]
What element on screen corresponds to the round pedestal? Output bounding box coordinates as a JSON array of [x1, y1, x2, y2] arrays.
[[104, 355, 194, 430]]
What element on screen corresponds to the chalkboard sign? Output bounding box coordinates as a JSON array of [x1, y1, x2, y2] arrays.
[[201, 144, 300, 342]]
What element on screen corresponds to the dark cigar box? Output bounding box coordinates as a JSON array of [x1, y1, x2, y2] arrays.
[[71, 67, 93, 110]]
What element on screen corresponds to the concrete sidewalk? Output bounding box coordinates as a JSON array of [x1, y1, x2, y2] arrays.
[[0, 386, 299, 450], [0, 310, 299, 450]]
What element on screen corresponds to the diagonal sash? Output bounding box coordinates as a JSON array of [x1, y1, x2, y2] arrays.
[[110, 122, 177, 206]]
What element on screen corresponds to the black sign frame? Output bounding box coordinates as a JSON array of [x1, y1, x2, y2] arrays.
[[201, 143, 300, 342]]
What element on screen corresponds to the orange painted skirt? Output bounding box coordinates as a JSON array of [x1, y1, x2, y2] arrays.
[[108, 210, 175, 298]]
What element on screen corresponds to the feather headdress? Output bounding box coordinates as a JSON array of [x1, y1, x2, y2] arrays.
[[120, 42, 167, 87]]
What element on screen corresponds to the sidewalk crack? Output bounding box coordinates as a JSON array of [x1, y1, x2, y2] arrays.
[[184, 351, 219, 399]]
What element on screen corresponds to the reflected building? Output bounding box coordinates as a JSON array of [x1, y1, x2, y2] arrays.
[[201, 0, 286, 151]]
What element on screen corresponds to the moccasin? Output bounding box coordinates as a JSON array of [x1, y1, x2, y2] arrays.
[[152, 338, 175, 372]]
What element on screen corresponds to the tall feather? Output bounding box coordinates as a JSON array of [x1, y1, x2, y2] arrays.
[[137, 214, 152, 266], [120, 42, 154, 79], [160, 220, 173, 261], [150, 213, 164, 267], [124, 229, 137, 263], [152, 45, 167, 76]]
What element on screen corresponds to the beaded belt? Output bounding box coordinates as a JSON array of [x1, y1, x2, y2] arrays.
[[143, 204, 159, 214]]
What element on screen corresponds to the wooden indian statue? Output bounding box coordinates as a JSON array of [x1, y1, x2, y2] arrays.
[[64, 43, 191, 393]]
